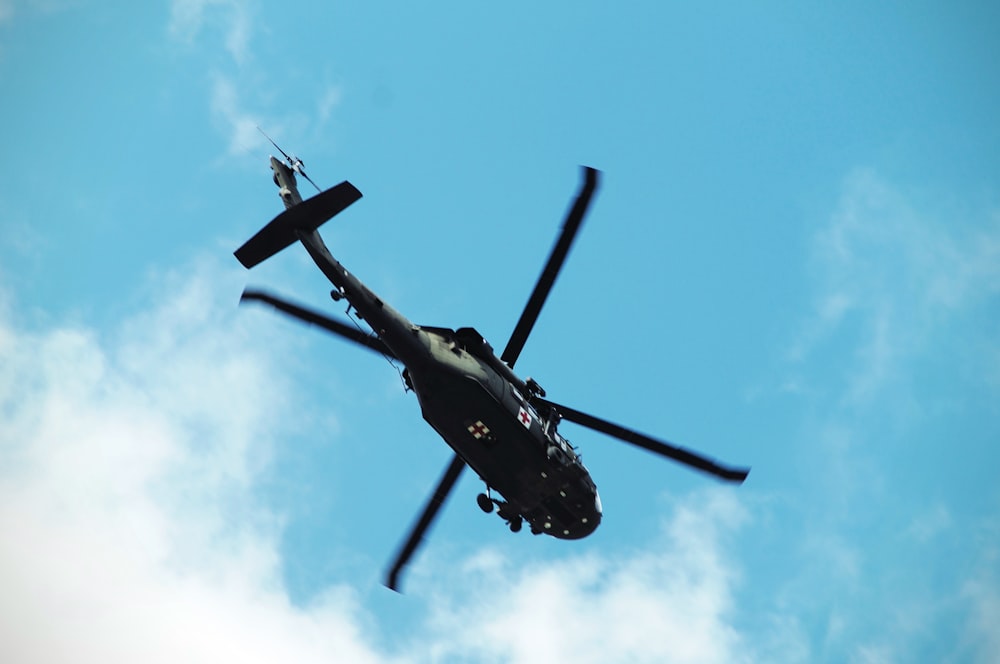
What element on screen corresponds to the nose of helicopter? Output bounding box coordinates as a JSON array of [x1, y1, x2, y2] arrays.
[[581, 490, 602, 536]]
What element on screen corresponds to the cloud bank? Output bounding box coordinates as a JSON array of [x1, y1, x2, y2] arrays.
[[0, 261, 391, 663]]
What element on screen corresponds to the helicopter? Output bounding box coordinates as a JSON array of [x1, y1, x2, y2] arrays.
[[234, 155, 750, 592]]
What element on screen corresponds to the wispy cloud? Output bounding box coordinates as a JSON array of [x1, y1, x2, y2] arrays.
[[316, 85, 344, 128], [168, 0, 254, 65], [963, 571, 1000, 663], [166, 0, 266, 160], [765, 168, 1000, 661], [957, 513, 1000, 663], [905, 503, 952, 543], [0, 0, 73, 26], [209, 73, 265, 157], [789, 168, 1000, 410], [166, 0, 343, 167]]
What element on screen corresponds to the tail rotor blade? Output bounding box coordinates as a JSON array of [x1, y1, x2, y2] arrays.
[[299, 169, 322, 193], [500, 167, 599, 369], [257, 125, 294, 164], [537, 398, 750, 483], [385, 454, 466, 592]]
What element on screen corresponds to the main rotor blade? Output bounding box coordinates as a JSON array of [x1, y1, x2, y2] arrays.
[[240, 288, 397, 359], [536, 398, 750, 483], [500, 166, 599, 369], [386, 453, 466, 592]]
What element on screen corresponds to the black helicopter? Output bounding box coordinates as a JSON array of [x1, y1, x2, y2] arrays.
[[235, 156, 750, 592]]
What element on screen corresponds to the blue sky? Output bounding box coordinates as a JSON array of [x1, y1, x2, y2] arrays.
[[1, 1, 998, 662]]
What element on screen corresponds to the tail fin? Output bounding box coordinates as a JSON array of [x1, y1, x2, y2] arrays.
[[235, 181, 362, 269]]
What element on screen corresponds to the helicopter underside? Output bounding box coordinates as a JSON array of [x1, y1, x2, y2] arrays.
[[407, 363, 602, 540]]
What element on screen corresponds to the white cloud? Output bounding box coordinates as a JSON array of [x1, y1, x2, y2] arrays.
[[316, 85, 343, 127], [0, 259, 394, 664], [210, 74, 264, 157], [789, 169, 1000, 409], [164, 0, 342, 169], [165, 1, 344, 166], [168, 0, 254, 64], [423, 490, 755, 664], [166, 0, 266, 158], [964, 575, 1000, 664], [851, 644, 894, 664], [771, 169, 1000, 663], [905, 503, 952, 543], [0, 0, 73, 25], [959, 520, 1000, 664]]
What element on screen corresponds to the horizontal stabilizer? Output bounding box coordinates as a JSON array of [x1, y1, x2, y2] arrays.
[[235, 181, 362, 269]]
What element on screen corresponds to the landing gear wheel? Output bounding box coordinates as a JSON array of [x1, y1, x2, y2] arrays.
[[509, 516, 523, 533], [476, 493, 494, 513]]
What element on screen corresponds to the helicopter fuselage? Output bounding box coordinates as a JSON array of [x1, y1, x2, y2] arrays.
[[407, 327, 602, 538], [296, 228, 602, 538]]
